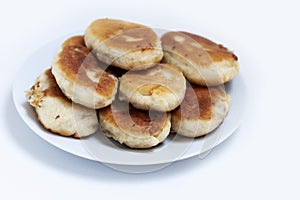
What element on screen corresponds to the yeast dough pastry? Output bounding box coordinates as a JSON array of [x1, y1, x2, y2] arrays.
[[119, 64, 186, 112], [171, 84, 231, 137], [26, 69, 99, 138], [98, 100, 171, 148], [52, 36, 118, 109], [161, 31, 239, 86], [84, 18, 163, 70]]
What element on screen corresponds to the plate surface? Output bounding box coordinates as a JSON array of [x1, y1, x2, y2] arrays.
[[12, 34, 246, 166]]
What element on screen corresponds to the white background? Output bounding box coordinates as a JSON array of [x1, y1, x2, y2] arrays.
[[1, 0, 299, 199]]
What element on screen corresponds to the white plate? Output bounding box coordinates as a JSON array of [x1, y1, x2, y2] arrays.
[[12, 34, 246, 166]]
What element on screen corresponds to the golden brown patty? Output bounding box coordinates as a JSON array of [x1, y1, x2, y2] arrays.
[[119, 64, 186, 112], [51, 36, 118, 109], [171, 84, 231, 137], [26, 69, 99, 138], [98, 100, 171, 148], [84, 18, 163, 70], [161, 31, 239, 86]]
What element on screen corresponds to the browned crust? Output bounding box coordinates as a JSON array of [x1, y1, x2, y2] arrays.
[[99, 102, 168, 136], [55, 36, 117, 96], [172, 85, 226, 120], [26, 69, 70, 108], [28, 69, 92, 139], [120, 63, 182, 96], [179, 31, 238, 62], [43, 69, 70, 98], [87, 18, 158, 51], [161, 31, 238, 64]]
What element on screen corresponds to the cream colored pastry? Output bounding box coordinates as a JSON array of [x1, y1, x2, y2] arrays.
[[26, 69, 99, 138], [119, 64, 186, 112]]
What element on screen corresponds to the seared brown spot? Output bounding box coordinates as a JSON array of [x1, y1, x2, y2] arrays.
[[179, 31, 238, 62], [173, 85, 224, 120], [25, 69, 71, 107], [43, 69, 68, 98], [100, 103, 167, 136], [128, 106, 166, 135], [58, 45, 90, 78], [88, 19, 158, 51], [106, 28, 156, 51], [55, 36, 116, 96], [161, 31, 238, 65]]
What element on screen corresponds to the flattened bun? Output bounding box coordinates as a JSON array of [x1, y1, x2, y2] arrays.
[[171, 84, 230, 137], [51, 36, 118, 109], [26, 69, 99, 138], [98, 100, 171, 148], [119, 64, 186, 112], [84, 18, 163, 70], [161, 31, 239, 86]]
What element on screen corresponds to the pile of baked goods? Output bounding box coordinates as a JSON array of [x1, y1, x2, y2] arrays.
[[26, 18, 239, 149]]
